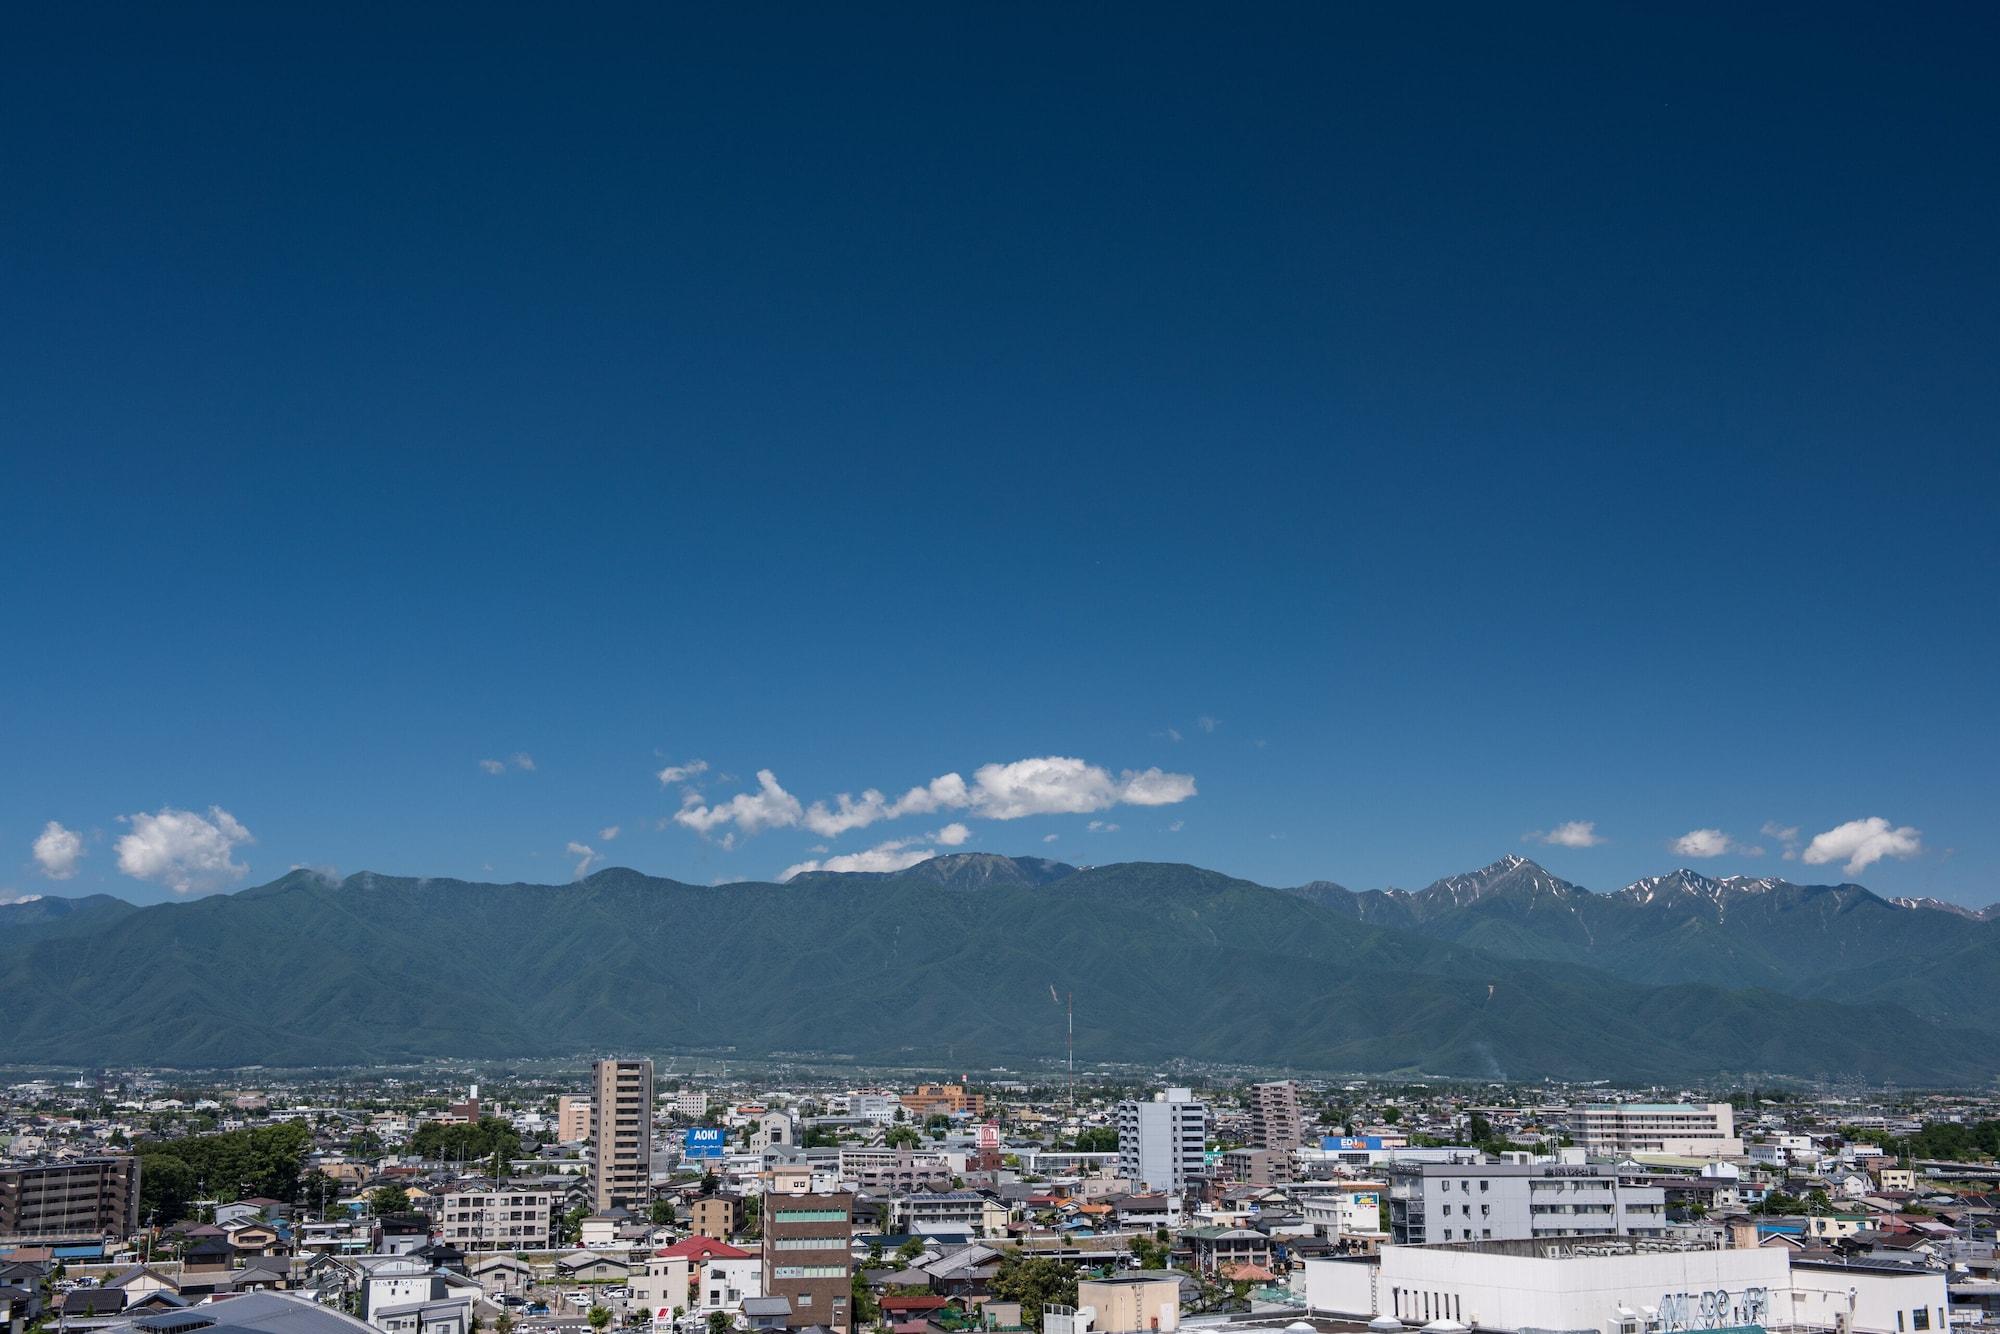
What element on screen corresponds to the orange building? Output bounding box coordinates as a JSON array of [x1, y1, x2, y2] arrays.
[[901, 1083, 985, 1117]]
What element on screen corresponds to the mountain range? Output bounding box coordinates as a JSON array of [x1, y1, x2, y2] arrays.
[[1, 853, 1993, 1083]]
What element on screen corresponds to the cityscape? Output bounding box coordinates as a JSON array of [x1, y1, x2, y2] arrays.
[[3, 1062, 1997, 1334], [4, 9, 1996, 1334]]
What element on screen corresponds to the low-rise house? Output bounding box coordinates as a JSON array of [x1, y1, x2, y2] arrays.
[[1183, 1226, 1272, 1276], [554, 1252, 630, 1283], [467, 1254, 534, 1297]]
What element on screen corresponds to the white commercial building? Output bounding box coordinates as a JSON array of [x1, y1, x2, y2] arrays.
[[1117, 1088, 1208, 1193], [1304, 1235, 1949, 1334], [1386, 1162, 1667, 1246], [1303, 1182, 1387, 1249], [1571, 1104, 1742, 1157]]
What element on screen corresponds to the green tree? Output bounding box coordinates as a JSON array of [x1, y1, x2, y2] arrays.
[[850, 1271, 878, 1326], [496, 1314, 514, 1334], [650, 1199, 678, 1226], [1380, 1106, 1401, 1125], [588, 1306, 613, 1333], [137, 1121, 314, 1225], [560, 1202, 590, 1245], [990, 1251, 1078, 1331], [706, 1313, 732, 1334], [895, 1237, 926, 1265], [1071, 1127, 1117, 1154], [368, 1184, 412, 1216], [410, 1118, 523, 1166], [1466, 1112, 1493, 1143], [803, 1125, 840, 1149], [884, 1126, 921, 1150]]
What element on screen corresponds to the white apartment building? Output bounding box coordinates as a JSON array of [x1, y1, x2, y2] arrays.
[[1387, 1162, 1667, 1246], [433, 1184, 557, 1251], [1117, 1088, 1208, 1193], [672, 1088, 711, 1119], [1570, 1103, 1741, 1157]]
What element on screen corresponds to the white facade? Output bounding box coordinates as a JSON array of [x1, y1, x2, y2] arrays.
[[1303, 1184, 1387, 1241], [1304, 1238, 1950, 1334], [1388, 1162, 1667, 1246], [434, 1185, 557, 1251], [1117, 1088, 1208, 1193], [1571, 1104, 1742, 1157]]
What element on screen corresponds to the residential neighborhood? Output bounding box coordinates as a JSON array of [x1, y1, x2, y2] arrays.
[[3, 1067, 1995, 1334]]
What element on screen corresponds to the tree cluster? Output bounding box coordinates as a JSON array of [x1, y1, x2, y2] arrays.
[[139, 1121, 313, 1225], [410, 1117, 524, 1166]]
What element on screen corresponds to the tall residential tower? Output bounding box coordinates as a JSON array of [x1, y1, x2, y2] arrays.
[[591, 1058, 653, 1213]]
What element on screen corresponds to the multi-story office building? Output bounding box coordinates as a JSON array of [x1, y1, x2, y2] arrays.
[[557, 1096, 594, 1144], [673, 1088, 711, 1119], [1385, 1162, 1667, 1246], [0, 1156, 141, 1240], [900, 1084, 983, 1118], [761, 1165, 852, 1333], [1116, 1088, 1208, 1193], [1248, 1080, 1305, 1151], [433, 1184, 557, 1250], [1569, 1103, 1741, 1157], [592, 1058, 654, 1213]]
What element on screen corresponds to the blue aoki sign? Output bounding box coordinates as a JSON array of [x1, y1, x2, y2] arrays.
[[683, 1126, 728, 1159]]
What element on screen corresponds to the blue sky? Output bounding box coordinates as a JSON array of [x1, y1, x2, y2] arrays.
[[4, 4, 1996, 906]]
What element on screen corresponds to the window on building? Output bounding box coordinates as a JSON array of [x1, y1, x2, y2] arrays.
[[1912, 1312, 1929, 1331]]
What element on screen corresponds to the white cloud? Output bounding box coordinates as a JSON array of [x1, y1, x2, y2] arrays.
[[781, 839, 939, 881], [656, 759, 710, 785], [1672, 828, 1733, 859], [1086, 820, 1120, 833], [933, 822, 971, 847], [598, 826, 621, 842], [1157, 727, 1183, 743], [510, 752, 535, 771], [1197, 715, 1220, 733], [963, 756, 1194, 819], [32, 821, 83, 880], [679, 755, 1197, 842], [1167, 819, 1184, 832], [115, 806, 254, 895], [1761, 822, 1803, 860], [1529, 820, 1605, 848], [566, 842, 600, 880], [2, 893, 45, 906], [1801, 817, 1923, 877], [1042, 833, 1060, 843], [479, 759, 506, 775], [674, 769, 805, 836]]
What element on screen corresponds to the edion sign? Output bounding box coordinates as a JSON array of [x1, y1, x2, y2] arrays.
[[979, 1121, 1001, 1150], [1321, 1136, 1383, 1151]]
